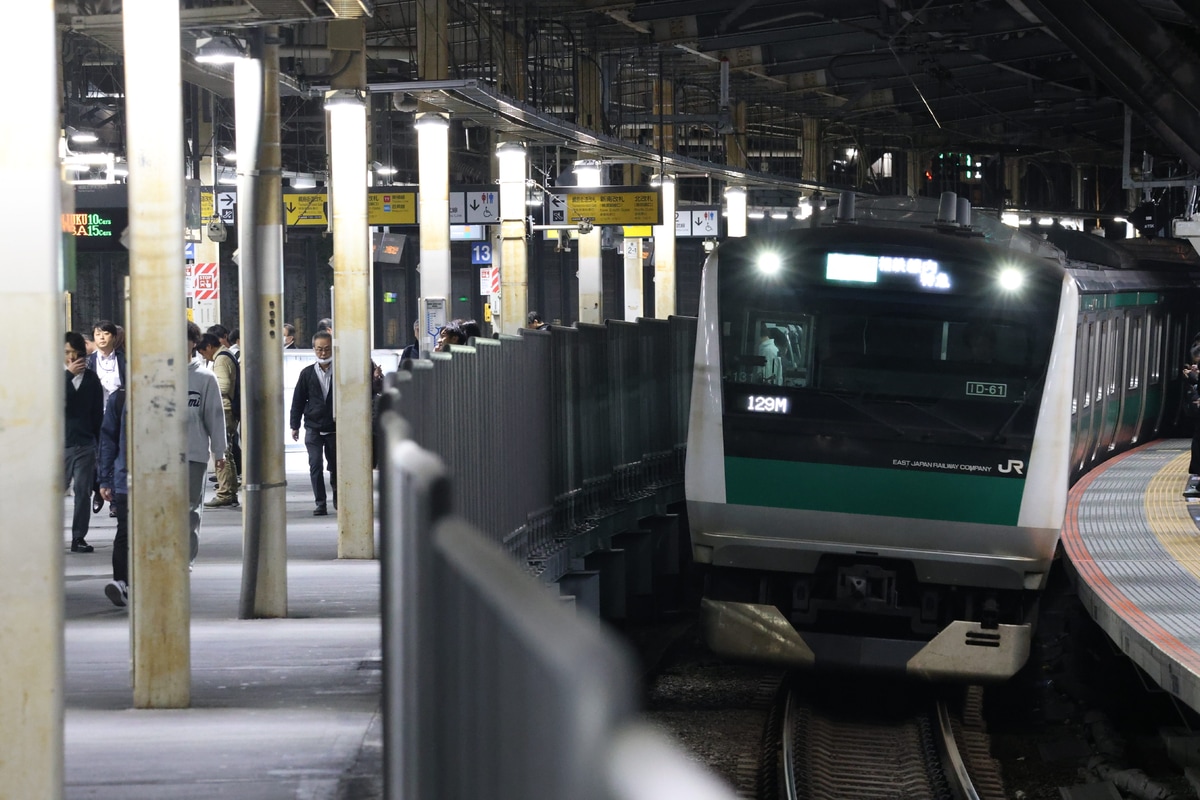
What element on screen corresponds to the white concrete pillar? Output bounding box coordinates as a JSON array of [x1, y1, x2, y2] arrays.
[[652, 174, 676, 318], [326, 88, 374, 560], [124, 0, 191, 708], [417, 112, 450, 352], [623, 237, 643, 321], [576, 162, 602, 324], [497, 141, 527, 335], [0, 3, 63, 795], [725, 186, 747, 238]]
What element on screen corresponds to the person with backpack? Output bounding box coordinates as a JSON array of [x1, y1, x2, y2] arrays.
[[198, 331, 241, 508]]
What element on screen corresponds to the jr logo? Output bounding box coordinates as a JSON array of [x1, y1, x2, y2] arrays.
[[998, 459, 1025, 475]]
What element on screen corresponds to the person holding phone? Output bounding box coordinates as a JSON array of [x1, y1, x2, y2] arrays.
[[64, 331, 105, 553]]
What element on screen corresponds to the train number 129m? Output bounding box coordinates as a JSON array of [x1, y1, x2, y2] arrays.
[[746, 395, 790, 413]]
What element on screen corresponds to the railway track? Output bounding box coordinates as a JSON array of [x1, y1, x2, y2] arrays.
[[772, 681, 1006, 800]]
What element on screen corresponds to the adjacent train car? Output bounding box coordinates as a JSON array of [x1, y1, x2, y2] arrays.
[[684, 198, 1200, 681]]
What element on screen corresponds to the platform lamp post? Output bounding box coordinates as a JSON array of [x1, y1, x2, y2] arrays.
[[497, 140, 527, 334], [326, 88, 374, 559], [416, 112, 451, 352], [725, 185, 747, 238]]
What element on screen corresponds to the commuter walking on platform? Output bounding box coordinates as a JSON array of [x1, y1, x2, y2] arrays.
[[434, 320, 467, 352], [1183, 337, 1200, 498], [188, 322, 228, 566], [64, 331, 105, 553], [399, 320, 420, 362], [88, 320, 125, 407], [97, 388, 129, 605], [291, 330, 337, 516], [527, 311, 549, 330], [202, 332, 241, 509], [87, 319, 125, 515], [283, 323, 297, 349]]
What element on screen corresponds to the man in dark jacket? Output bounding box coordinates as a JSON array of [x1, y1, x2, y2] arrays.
[[86, 319, 125, 515], [65, 332, 105, 553], [97, 388, 129, 606], [290, 330, 337, 515]]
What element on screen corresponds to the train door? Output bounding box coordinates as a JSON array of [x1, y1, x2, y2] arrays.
[[1144, 312, 1166, 439], [1093, 315, 1122, 461], [1075, 318, 1099, 472], [1070, 318, 1088, 472], [1085, 317, 1107, 467], [1118, 312, 1145, 448], [1147, 311, 1166, 438]]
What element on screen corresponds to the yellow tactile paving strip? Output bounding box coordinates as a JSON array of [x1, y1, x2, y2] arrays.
[[1062, 439, 1200, 706], [1146, 451, 1200, 578]]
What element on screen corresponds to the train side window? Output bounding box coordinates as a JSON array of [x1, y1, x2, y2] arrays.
[[1080, 321, 1089, 417], [1083, 321, 1095, 409], [1108, 316, 1121, 396], [1149, 315, 1163, 385], [1127, 316, 1143, 390]]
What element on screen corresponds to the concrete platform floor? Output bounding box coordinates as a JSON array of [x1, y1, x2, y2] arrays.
[[62, 456, 382, 799]]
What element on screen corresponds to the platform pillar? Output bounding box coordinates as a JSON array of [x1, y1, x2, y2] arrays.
[[124, 0, 192, 708], [327, 22, 375, 560], [652, 174, 676, 318], [0, 4, 64, 795], [238, 30, 289, 615]]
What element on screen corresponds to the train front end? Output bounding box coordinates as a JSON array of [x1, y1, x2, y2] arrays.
[[685, 225, 1076, 681]]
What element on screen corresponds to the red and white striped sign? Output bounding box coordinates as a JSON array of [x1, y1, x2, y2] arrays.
[[489, 266, 500, 295], [193, 262, 220, 300]]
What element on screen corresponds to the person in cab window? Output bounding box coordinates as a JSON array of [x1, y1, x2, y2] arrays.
[[758, 327, 783, 386]]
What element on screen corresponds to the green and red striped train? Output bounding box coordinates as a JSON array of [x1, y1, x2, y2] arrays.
[[684, 195, 1200, 681]]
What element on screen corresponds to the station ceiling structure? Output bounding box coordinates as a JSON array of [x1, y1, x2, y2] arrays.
[[59, 0, 1200, 208]]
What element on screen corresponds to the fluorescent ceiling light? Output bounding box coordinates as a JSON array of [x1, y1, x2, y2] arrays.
[[195, 35, 246, 64]]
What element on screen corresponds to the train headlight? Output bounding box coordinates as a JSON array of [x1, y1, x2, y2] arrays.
[[998, 267, 1024, 291], [757, 251, 782, 276]]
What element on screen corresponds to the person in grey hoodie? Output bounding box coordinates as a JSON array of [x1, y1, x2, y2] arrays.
[[187, 322, 227, 567]]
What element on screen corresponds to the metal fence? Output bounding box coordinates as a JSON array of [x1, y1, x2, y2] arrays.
[[382, 316, 697, 582], [378, 413, 736, 800]]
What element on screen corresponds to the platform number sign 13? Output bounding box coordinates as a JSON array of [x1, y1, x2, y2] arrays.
[[471, 243, 493, 265]]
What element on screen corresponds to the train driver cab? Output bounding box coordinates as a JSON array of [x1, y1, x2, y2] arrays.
[[735, 315, 812, 387]]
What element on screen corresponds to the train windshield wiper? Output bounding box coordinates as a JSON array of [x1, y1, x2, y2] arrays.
[[815, 390, 907, 438], [895, 400, 985, 442], [988, 374, 1046, 443]]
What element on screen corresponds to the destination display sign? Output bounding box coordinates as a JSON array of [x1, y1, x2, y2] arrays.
[[550, 187, 661, 226], [65, 208, 129, 251]]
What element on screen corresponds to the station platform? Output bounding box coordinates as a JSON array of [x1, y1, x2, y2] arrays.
[[1063, 438, 1200, 716], [61, 457, 382, 799]]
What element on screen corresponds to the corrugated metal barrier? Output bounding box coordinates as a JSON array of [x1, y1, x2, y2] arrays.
[[381, 316, 697, 583], [378, 413, 735, 800]]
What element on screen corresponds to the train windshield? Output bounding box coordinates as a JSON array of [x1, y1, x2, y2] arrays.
[[718, 244, 1061, 446]]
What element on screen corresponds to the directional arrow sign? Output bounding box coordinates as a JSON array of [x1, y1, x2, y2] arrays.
[[465, 191, 498, 224], [284, 192, 328, 226], [550, 187, 661, 226], [217, 191, 236, 224], [547, 193, 567, 224]]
